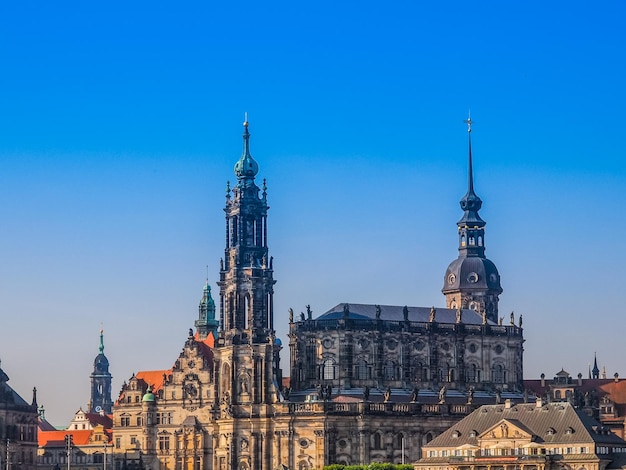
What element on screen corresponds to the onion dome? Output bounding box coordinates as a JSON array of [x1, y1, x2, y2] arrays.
[[234, 118, 259, 179]]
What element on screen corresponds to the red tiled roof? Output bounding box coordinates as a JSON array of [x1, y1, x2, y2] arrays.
[[599, 381, 626, 404], [136, 370, 171, 393], [39, 430, 92, 447], [195, 331, 215, 348]]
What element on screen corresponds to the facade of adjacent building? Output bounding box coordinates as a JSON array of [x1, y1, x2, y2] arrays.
[[37, 333, 115, 470], [414, 401, 626, 470], [0, 361, 39, 470], [111, 120, 524, 470], [525, 363, 626, 440], [38, 409, 113, 470]]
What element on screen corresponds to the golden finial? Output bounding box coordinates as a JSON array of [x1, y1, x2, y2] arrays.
[[243, 112, 249, 127], [464, 110, 472, 133]]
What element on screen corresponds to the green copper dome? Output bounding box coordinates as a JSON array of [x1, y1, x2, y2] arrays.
[[234, 122, 259, 179], [142, 386, 155, 402]]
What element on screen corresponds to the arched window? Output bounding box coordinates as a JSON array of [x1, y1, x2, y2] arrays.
[[243, 294, 250, 329], [222, 363, 231, 395], [355, 361, 370, 380], [478, 235, 483, 246], [461, 234, 466, 246], [466, 364, 480, 383], [322, 359, 336, 380], [493, 364, 505, 384], [372, 432, 382, 450], [232, 216, 238, 245], [383, 361, 396, 380], [555, 390, 562, 399]]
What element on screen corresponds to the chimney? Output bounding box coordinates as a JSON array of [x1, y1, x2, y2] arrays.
[[614, 372, 619, 383], [536, 397, 543, 408], [540, 373, 545, 388], [505, 399, 512, 409], [578, 373, 583, 386]]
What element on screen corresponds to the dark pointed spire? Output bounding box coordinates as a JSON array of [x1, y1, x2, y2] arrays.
[[592, 352, 600, 379], [458, 114, 485, 227]]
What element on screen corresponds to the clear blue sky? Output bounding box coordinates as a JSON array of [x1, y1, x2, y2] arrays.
[[0, 1, 624, 425]]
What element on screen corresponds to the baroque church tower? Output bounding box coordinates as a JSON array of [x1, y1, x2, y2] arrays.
[[195, 280, 219, 340], [88, 329, 113, 414], [442, 118, 503, 323], [211, 118, 283, 468]]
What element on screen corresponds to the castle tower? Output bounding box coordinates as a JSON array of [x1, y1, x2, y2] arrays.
[[442, 117, 502, 323], [195, 279, 219, 340], [88, 328, 113, 414], [213, 118, 281, 412]]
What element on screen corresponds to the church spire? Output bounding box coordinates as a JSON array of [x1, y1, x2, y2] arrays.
[[442, 115, 502, 323], [99, 326, 105, 354], [458, 114, 485, 241], [89, 327, 113, 414], [592, 352, 600, 379], [218, 119, 275, 343], [196, 278, 218, 340], [234, 114, 259, 183]]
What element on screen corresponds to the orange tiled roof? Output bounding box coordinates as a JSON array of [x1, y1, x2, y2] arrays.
[[39, 429, 93, 447], [600, 380, 626, 404], [195, 331, 215, 348], [136, 370, 171, 393]]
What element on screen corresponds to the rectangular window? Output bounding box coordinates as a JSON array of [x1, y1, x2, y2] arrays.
[[121, 417, 130, 427], [116, 437, 121, 449], [159, 436, 170, 452], [131, 436, 137, 445]]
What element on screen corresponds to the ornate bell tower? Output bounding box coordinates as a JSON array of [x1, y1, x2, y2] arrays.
[[217, 118, 275, 345], [213, 118, 281, 416], [442, 117, 503, 322]]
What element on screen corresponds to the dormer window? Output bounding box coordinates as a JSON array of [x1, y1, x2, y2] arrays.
[[452, 430, 461, 438], [546, 427, 556, 435]]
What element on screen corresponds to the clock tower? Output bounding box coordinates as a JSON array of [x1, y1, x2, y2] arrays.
[[88, 328, 113, 414]]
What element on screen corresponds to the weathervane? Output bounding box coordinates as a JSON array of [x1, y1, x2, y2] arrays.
[[464, 111, 472, 133]]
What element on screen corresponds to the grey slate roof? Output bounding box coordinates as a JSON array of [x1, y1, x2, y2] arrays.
[[317, 302, 492, 326], [426, 402, 626, 448]]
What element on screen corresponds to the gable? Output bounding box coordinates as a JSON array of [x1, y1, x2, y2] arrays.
[[478, 419, 535, 441]]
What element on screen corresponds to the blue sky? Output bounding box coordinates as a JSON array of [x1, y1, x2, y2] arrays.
[[0, 1, 625, 425]]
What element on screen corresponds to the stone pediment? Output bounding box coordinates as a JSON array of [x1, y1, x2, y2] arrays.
[[478, 419, 535, 441]]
